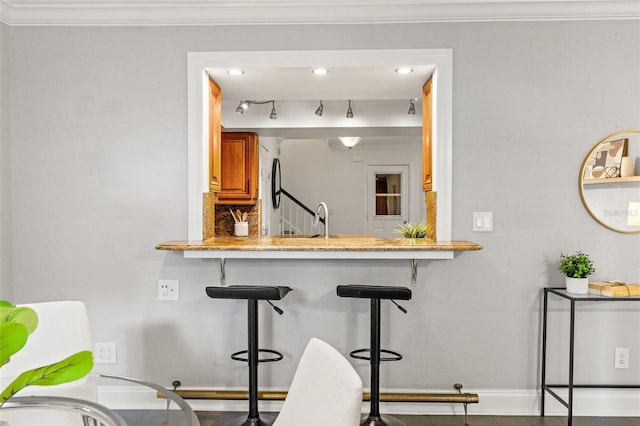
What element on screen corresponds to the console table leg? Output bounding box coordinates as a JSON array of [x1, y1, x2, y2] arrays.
[[568, 300, 576, 426], [541, 289, 549, 417]]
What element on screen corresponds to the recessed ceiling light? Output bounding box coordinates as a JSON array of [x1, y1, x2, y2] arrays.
[[226, 69, 245, 76], [312, 68, 329, 76], [395, 67, 413, 74]]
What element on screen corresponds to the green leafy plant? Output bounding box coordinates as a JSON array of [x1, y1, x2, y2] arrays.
[[395, 221, 428, 238], [558, 251, 595, 278], [0, 300, 94, 406]]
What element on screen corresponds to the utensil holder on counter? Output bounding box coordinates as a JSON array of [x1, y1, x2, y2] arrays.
[[234, 222, 249, 237]]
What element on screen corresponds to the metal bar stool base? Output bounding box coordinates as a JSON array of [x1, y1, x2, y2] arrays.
[[223, 413, 277, 426], [360, 414, 406, 426]]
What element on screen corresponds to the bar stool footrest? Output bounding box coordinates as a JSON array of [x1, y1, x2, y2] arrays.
[[349, 348, 403, 362], [231, 349, 284, 363]]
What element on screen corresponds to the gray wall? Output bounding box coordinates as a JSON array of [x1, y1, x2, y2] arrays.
[[279, 139, 424, 235], [0, 22, 11, 302], [3, 21, 639, 410]]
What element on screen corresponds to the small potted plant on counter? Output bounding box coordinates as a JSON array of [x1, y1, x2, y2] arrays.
[[558, 251, 595, 294], [396, 221, 428, 239]]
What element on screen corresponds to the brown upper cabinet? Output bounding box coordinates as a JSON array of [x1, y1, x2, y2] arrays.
[[208, 78, 222, 192], [217, 132, 259, 205], [422, 77, 433, 191]]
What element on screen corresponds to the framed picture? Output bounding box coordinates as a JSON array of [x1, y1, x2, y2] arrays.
[[584, 138, 628, 179]]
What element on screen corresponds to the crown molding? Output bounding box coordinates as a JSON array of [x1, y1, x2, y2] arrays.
[[1, 0, 639, 26]]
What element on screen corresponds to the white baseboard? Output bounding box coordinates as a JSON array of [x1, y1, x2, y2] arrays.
[[97, 386, 640, 417]]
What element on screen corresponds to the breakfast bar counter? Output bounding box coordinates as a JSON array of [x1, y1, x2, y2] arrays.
[[156, 236, 482, 260]]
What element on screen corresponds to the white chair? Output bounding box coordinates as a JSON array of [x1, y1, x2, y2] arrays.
[[0, 301, 95, 399], [0, 301, 96, 425], [273, 338, 363, 426]]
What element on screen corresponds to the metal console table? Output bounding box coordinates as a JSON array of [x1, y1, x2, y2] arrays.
[[541, 287, 640, 426]]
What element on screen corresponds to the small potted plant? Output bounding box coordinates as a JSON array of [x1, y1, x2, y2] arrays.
[[558, 251, 595, 294], [395, 221, 428, 239]]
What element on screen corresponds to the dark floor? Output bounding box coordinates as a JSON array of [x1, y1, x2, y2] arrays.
[[195, 412, 640, 426]]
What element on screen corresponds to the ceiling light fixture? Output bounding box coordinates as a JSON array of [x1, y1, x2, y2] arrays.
[[408, 99, 416, 115], [315, 100, 324, 116], [338, 137, 362, 149], [226, 69, 245, 76], [235, 100, 250, 114], [312, 68, 329, 76], [346, 100, 354, 118], [395, 67, 413, 74], [235, 100, 277, 119]]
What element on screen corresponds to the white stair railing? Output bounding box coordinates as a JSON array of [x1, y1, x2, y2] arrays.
[[279, 196, 318, 236]]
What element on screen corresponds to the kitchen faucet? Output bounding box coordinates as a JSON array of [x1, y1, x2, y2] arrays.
[[313, 202, 329, 238]]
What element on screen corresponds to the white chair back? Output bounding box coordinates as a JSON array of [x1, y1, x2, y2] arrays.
[[273, 338, 363, 426], [0, 301, 95, 400]]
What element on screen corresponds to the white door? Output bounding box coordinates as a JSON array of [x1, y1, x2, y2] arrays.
[[366, 165, 409, 238]]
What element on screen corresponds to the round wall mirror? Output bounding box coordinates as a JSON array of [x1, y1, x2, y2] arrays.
[[579, 129, 640, 233]]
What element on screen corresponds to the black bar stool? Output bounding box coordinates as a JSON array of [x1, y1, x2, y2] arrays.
[[337, 285, 412, 426], [206, 285, 292, 426]]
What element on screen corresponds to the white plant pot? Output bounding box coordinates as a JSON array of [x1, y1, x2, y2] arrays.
[[566, 277, 589, 295]]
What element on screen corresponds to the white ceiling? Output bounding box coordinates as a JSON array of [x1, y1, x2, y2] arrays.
[[1, 0, 639, 26], [201, 51, 437, 129], [206, 66, 435, 102], [201, 50, 438, 135]]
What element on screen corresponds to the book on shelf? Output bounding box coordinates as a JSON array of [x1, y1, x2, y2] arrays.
[[588, 281, 640, 297]]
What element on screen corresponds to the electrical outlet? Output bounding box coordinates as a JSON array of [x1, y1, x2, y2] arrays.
[[158, 279, 179, 301], [615, 347, 629, 369], [94, 342, 117, 364]]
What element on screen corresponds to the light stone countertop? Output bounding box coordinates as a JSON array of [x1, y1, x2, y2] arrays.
[[156, 236, 482, 254]]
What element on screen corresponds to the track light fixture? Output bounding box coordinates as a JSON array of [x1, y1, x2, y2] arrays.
[[235, 100, 278, 119], [408, 99, 416, 115], [346, 100, 354, 118], [235, 100, 250, 114], [236, 98, 414, 120]]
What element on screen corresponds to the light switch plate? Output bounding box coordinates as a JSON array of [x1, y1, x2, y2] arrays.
[[473, 212, 494, 232]]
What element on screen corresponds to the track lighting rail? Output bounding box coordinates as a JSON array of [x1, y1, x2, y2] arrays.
[[235, 100, 277, 119]]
